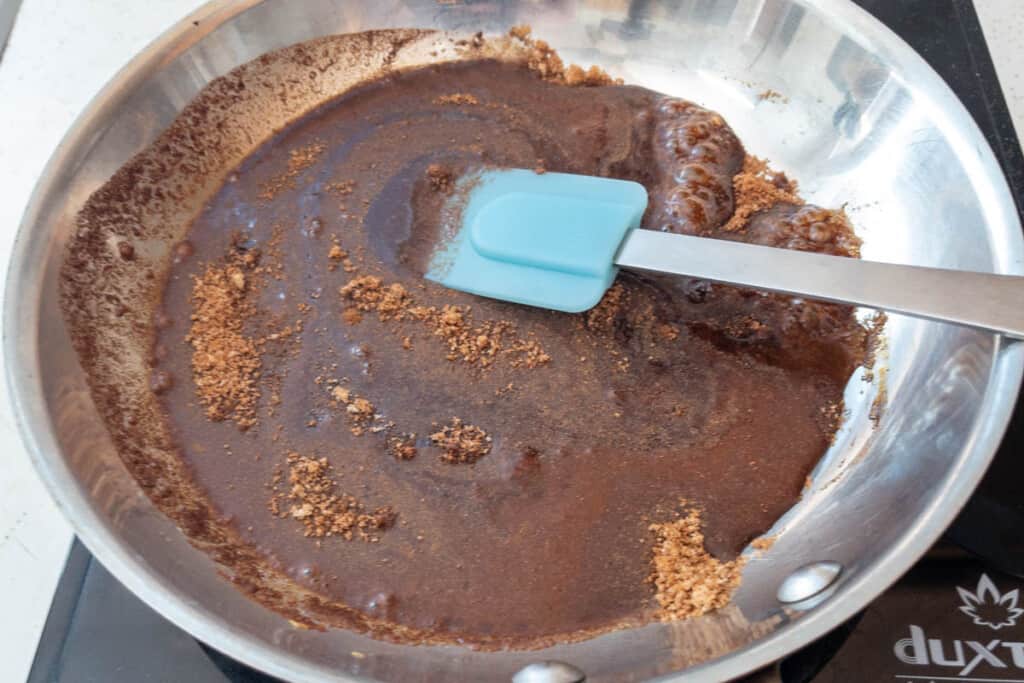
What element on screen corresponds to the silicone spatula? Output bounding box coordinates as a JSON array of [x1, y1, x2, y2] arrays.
[[425, 169, 1024, 339]]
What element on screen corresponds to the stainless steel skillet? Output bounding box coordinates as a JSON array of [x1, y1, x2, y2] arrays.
[[5, 1, 1023, 681]]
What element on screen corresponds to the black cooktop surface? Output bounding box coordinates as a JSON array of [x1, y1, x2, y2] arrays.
[[27, 1, 1024, 681]]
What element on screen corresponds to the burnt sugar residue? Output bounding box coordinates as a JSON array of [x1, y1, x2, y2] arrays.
[[75, 52, 869, 649]]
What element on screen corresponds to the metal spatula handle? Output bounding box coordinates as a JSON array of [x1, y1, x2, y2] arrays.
[[615, 229, 1024, 340]]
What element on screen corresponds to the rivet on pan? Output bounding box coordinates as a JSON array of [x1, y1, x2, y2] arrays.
[[512, 660, 586, 683], [777, 561, 843, 606]]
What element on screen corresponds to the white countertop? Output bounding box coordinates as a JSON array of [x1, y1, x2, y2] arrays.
[[0, 2, 1021, 681]]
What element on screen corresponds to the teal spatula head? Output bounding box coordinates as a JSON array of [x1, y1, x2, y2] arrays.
[[425, 169, 648, 312]]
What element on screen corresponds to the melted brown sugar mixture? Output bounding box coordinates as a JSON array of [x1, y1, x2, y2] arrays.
[[144, 59, 865, 647]]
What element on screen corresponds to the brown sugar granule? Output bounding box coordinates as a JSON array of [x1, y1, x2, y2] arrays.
[[511, 26, 564, 82], [329, 384, 376, 435], [339, 275, 384, 309], [430, 418, 492, 464], [508, 25, 620, 86], [287, 142, 327, 174], [388, 436, 418, 460], [433, 304, 503, 365], [508, 24, 532, 41], [258, 141, 326, 200], [338, 274, 548, 369], [649, 509, 745, 620], [585, 283, 626, 332], [186, 259, 262, 429], [327, 251, 353, 273], [724, 315, 769, 342], [228, 268, 246, 291], [506, 338, 552, 369], [326, 242, 357, 273], [339, 276, 409, 321], [563, 63, 617, 87], [325, 180, 355, 196], [423, 304, 550, 368], [427, 164, 454, 194], [347, 397, 374, 421], [271, 453, 395, 541], [376, 284, 410, 319], [434, 93, 479, 105], [526, 40, 565, 82], [722, 155, 802, 233]]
